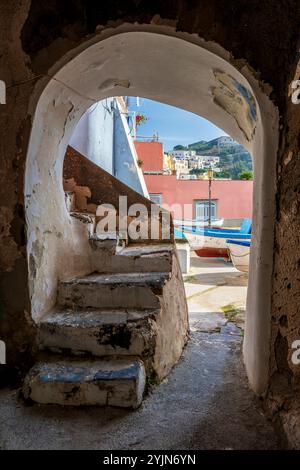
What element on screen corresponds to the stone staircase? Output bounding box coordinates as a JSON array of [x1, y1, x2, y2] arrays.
[[23, 210, 189, 408]]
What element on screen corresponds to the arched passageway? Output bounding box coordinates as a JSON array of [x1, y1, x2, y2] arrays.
[[25, 27, 278, 395]]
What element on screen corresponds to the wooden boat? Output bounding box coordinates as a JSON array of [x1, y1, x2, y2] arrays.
[[182, 218, 252, 259], [226, 239, 251, 273], [174, 218, 224, 228]]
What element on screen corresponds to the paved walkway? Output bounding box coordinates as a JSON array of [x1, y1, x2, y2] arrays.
[[0, 255, 279, 450], [184, 254, 248, 334]]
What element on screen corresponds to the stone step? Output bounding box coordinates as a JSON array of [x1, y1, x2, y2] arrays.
[[90, 243, 174, 273], [70, 211, 96, 237], [38, 308, 159, 357], [117, 244, 173, 272], [23, 358, 145, 408], [89, 232, 128, 256], [118, 244, 173, 257], [58, 272, 170, 310], [70, 211, 96, 224], [89, 234, 121, 255]]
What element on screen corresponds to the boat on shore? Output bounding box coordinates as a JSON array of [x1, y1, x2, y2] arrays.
[[182, 218, 252, 259], [174, 218, 224, 228], [226, 239, 251, 273]]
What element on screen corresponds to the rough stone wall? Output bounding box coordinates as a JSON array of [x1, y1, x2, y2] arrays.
[[0, 1, 38, 374], [64, 146, 172, 242], [20, 0, 300, 110], [64, 146, 154, 212], [1, 1, 300, 398], [267, 50, 300, 429]]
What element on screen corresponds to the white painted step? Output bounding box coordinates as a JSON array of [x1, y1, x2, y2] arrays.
[[91, 243, 174, 273], [89, 232, 127, 255], [70, 211, 95, 224], [38, 308, 159, 357], [118, 244, 173, 257], [23, 358, 145, 408], [69, 211, 96, 237], [90, 242, 175, 273], [89, 235, 120, 255], [58, 272, 170, 309]]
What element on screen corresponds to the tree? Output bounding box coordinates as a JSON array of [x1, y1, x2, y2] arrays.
[[214, 170, 231, 179], [190, 168, 206, 175], [239, 171, 253, 180], [188, 141, 211, 152], [173, 145, 187, 150]]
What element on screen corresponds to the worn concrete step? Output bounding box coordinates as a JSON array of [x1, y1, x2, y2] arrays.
[[23, 358, 145, 408], [70, 211, 96, 224], [118, 244, 173, 257], [39, 308, 159, 357], [70, 211, 96, 236], [91, 243, 174, 273], [117, 244, 173, 271], [89, 232, 128, 256], [89, 234, 121, 255], [58, 272, 170, 309]]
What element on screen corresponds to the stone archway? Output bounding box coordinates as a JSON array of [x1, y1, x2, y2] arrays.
[[24, 26, 278, 395]]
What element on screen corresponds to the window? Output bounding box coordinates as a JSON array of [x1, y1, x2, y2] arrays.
[[149, 193, 163, 205], [195, 200, 217, 221]]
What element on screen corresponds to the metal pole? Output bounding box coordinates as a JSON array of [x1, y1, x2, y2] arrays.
[[208, 176, 212, 228]]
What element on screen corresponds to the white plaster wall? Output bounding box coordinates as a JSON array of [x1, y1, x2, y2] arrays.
[[69, 97, 148, 196], [242, 74, 278, 394], [25, 85, 94, 319], [25, 28, 278, 394], [114, 99, 149, 197], [69, 99, 114, 174]]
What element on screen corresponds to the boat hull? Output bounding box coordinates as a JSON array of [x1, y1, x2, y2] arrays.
[[183, 229, 251, 260], [194, 247, 229, 259], [174, 218, 224, 228], [227, 241, 250, 273]]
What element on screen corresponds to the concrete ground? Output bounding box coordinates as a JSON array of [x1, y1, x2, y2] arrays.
[[0, 254, 279, 450]]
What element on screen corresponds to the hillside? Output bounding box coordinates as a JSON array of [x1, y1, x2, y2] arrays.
[[173, 137, 253, 180]]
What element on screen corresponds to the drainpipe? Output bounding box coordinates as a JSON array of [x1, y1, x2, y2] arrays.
[[112, 99, 116, 177]]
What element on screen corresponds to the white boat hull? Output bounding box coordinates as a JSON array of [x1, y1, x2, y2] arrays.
[[183, 229, 251, 260], [227, 242, 250, 273], [183, 231, 226, 250], [174, 218, 224, 228], [183, 231, 230, 258]]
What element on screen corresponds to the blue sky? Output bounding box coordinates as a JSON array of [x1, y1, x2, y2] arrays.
[[127, 97, 227, 152]]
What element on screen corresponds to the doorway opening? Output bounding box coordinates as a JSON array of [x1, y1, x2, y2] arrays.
[[125, 95, 253, 352]]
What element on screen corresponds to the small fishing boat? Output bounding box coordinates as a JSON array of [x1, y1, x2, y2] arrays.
[[174, 218, 224, 228], [226, 239, 251, 273], [182, 218, 252, 259]]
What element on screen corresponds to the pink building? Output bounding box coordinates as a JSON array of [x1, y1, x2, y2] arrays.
[[144, 175, 253, 220], [134, 141, 163, 173], [135, 141, 253, 221]]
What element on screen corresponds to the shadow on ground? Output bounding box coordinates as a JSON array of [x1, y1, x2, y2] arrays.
[[0, 329, 279, 450], [0, 256, 279, 450], [185, 272, 248, 287]]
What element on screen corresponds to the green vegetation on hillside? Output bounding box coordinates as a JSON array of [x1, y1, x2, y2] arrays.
[[173, 137, 253, 180], [239, 171, 253, 180], [190, 168, 206, 176]]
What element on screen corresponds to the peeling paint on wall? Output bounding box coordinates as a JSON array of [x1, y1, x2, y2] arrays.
[[212, 70, 257, 142]]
